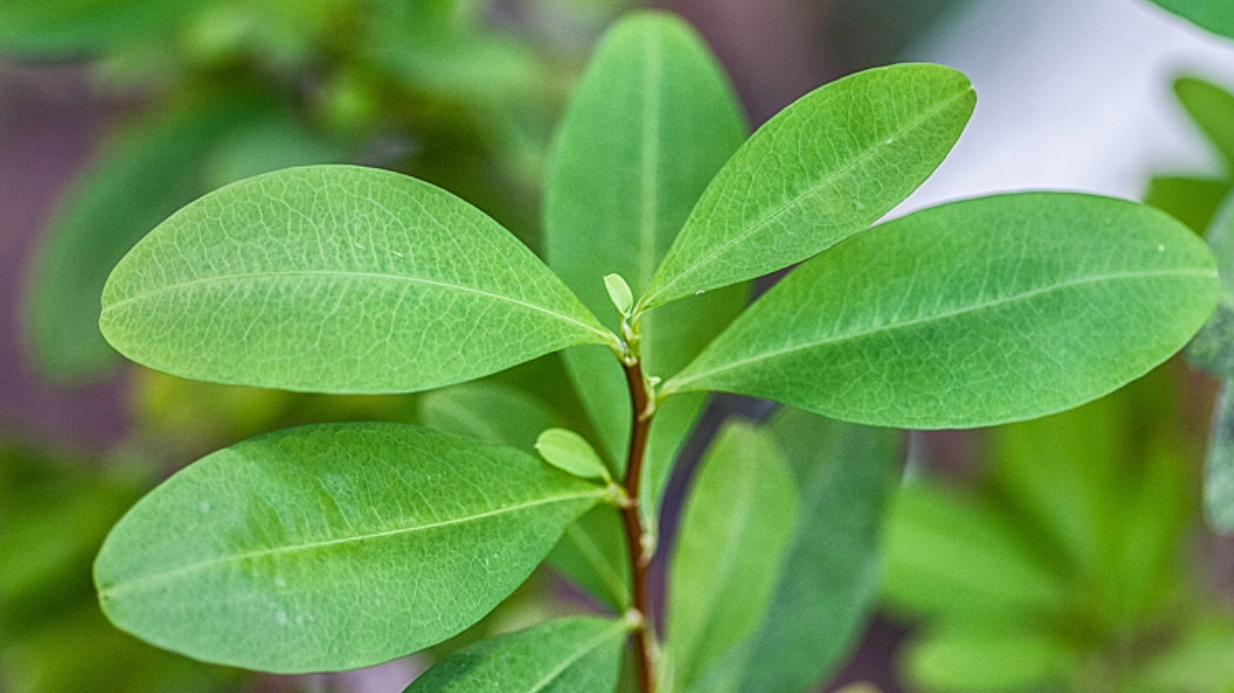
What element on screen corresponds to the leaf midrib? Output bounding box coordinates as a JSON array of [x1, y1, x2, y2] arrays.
[[643, 85, 974, 308], [103, 269, 611, 342], [100, 489, 606, 599], [668, 267, 1216, 391]]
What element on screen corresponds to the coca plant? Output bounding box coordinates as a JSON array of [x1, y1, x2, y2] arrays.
[[92, 11, 1219, 693]]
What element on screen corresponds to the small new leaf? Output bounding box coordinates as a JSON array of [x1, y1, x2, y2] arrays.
[[536, 428, 612, 482], [404, 617, 630, 693], [605, 274, 635, 316]]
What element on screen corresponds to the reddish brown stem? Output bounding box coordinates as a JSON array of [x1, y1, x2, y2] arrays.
[[620, 359, 656, 693]]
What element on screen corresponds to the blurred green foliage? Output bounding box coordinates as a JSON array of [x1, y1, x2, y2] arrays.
[[12, 0, 633, 383], [883, 366, 1234, 692], [1145, 76, 1234, 235]]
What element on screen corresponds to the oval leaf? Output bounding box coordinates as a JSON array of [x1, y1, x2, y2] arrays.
[[94, 422, 607, 673], [665, 193, 1220, 429], [404, 616, 630, 693], [544, 12, 750, 519], [667, 420, 798, 691], [99, 165, 613, 394], [536, 428, 611, 482], [639, 63, 975, 310]]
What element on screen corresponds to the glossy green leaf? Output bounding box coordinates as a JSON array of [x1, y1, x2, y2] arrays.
[[904, 627, 1072, 693], [405, 616, 630, 693], [666, 193, 1220, 429], [667, 421, 798, 691], [100, 165, 613, 394], [536, 429, 611, 482], [545, 11, 749, 515], [1175, 77, 1234, 171], [733, 409, 901, 693], [1204, 382, 1234, 532], [0, 0, 200, 57], [639, 63, 975, 310], [419, 381, 559, 453], [1148, 0, 1234, 40], [604, 275, 635, 316], [94, 422, 608, 672], [882, 482, 1067, 623], [23, 93, 277, 382], [1143, 175, 1230, 234]]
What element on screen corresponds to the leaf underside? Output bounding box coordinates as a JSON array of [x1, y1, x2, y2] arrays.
[[669, 192, 1219, 429], [94, 422, 605, 673], [100, 165, 610, 394]]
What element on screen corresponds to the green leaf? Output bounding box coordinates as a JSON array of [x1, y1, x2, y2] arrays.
[[94, 422, 608, 673], [23, 92, 277, 382], [1175, 77, 1234, 172], [536, 429, 612, 482], [1148, 0, 1234, 40], [1205, 381, 1234, 533], [100, 165, 613, 394], [639, 63, 975, 310], [1143, 175, 1231, 234], [545, 11, 749, 514], [404, 616, 630, 693], [732, 409, 901, 693], [419, 381, 560, 453], [666, 192, 1220, 429], [882, 482, 1067, 623], [604, 274, 635, 316], [904, 627, 1072, 693], [0, 0, 202, 58], [666, 420, 798, 691]]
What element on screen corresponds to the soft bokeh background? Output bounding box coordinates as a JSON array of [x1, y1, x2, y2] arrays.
[[4, 0, 1234, 691]]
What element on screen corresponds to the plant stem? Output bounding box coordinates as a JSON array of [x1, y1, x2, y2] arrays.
[[620, 358, 657, 693]]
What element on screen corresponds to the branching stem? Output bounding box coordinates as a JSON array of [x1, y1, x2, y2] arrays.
[[620, 357, 657, 693]]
